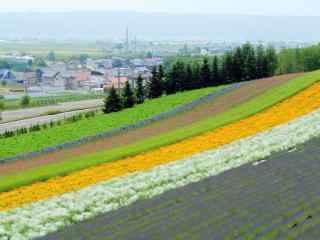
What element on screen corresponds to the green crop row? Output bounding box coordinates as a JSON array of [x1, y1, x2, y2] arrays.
[[0, 86, 223, 159], [1, 71, 319, 193]]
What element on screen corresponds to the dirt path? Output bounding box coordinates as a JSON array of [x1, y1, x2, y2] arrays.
[[0, 73, 303, 175]]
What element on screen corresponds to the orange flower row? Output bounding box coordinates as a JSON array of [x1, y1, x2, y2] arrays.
[[1, 83, 320, 212]]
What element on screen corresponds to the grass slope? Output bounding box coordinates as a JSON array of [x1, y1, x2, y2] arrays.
[[0, 86, 222, 159], [0, 71, 319, 192]]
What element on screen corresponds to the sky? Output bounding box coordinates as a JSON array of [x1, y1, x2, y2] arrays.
[[0, 0, 319, 16]]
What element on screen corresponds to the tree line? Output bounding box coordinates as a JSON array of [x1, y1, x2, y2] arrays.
[[277, 43, 320, 74], [103, 65, 165, 113], [104, 43, 278, 113]]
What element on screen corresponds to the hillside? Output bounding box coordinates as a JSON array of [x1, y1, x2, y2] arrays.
[[1, 71, 320, 239]]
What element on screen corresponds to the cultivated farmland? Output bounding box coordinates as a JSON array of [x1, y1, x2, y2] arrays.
[[0, 73, 319, 208], [0, 86, 224, 159], [1, 71, 320, 240], [38, 137, 320, 240], [0, 73, 300, 175]]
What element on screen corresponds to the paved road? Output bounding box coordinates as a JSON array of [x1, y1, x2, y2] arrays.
[[0, 108, 101, 134], [38, 138, 320, 240], [0, 99, 103, 123], [0, 99, 103, 134]]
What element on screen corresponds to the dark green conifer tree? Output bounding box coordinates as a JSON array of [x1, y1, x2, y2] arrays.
[[211, 56, 220, 86], [135, 74, 145, 104], [200, 58, 211, 87], [103, 86, 122, 113], [265, 46, 278, 77], [222, 53, 234, 84], [232, 47, 244, 82], [122, 81, 136, 108], [165, 63, 178, 95], [256, 44, 267, 79], [185, 64, 194, 90], [242, 43, 257, 81], [191, 62, 201, 89], [148, 66, 163, 98]]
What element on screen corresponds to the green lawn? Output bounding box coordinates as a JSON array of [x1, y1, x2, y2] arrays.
[[0, 71, 319, 193], [0, 86, 223, 159]]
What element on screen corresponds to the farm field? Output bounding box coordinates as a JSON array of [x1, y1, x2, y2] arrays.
[[0, 41, 105, 60], [0, 71, 319, 209], [2, 76, 320, 239], [0, 85, 225, 159], [0, 73, 299, 175], [38, 136, 320, 240], [1, 71, 320, 239]]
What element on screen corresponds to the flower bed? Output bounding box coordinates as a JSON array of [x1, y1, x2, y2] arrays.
[[2, 93, 320, 239], [1, 82, 320, 213]]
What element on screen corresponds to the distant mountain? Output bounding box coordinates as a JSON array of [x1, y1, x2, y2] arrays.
[[0, 11, 319, 41]]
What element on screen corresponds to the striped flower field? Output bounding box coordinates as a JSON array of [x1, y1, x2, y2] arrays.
[[1, 82, 320, 212], [2, 105, 320, 239], [1, 73, 320, 239]]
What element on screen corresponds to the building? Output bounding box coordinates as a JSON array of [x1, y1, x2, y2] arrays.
[[78, 71, 105, 90], [112, 67, 131, 78], [130, 58, 144, 67], [133, 66, 152, 81], [105, 76, 129, 89], [144, 57, 163, 67], [87, 59, 113, 71], [0, 69, 16, 83], [41, 70, 65, 88]]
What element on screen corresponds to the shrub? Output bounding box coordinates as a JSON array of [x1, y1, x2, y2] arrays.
[[21, 95, 31, 108]]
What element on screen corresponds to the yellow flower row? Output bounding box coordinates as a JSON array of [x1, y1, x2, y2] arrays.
[[1, 83, 320, 212]]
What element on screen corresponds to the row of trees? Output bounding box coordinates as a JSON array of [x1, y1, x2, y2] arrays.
[[277, 44, 320, 74], [103, 76, 145, 113], [164, 43, 278, 94], [104, 65, 167, 113], [103, 42, 320, 114], [103, 44, 279, 113]]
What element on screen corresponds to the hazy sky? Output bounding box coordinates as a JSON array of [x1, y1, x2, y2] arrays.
[[1, 0, 319, 16]]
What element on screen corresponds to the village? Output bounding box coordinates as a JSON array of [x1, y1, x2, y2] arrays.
[[0, 53, 163, 95]]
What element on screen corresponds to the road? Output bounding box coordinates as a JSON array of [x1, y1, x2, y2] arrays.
[[0, 99, 103, 133], [1, 99, 104, 122]]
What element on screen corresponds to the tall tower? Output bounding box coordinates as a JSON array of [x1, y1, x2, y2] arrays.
[[126, 26, 129, 52], [134, 36, 137, 54]]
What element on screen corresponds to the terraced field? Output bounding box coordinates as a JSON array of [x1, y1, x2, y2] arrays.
[[37, 137, 320, 240]]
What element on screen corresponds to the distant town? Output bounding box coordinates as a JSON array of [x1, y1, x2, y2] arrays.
[[0, 38, 315, 97]]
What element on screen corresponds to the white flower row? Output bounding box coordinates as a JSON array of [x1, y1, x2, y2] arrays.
[[1, 108, 320, 239]]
